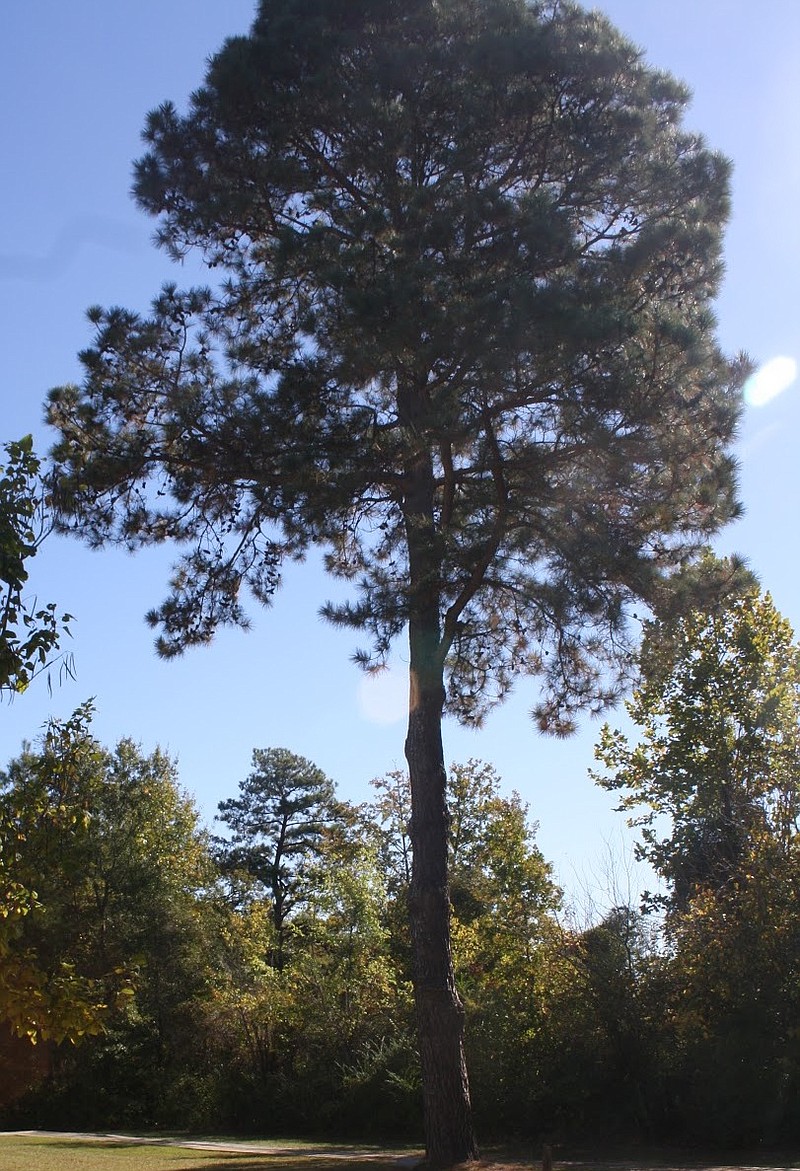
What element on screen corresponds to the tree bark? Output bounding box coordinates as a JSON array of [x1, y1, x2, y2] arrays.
[[400, 378, 477, 1166], [405, 621, 477, 1166]]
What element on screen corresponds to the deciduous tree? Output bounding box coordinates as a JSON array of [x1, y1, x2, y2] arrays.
[[0, 437, 71, 696], [0, 704, 212, 1067], [593, 586, 800, 913], [48, 1, 744, 1159], [0, 705, 111, 1045], [593, 587, 800, 1141]]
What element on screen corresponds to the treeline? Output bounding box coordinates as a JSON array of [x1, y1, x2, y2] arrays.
[[2, 586, 800, 1147]]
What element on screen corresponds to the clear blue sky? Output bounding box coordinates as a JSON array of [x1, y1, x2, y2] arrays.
[[2, 1, 799, 906]]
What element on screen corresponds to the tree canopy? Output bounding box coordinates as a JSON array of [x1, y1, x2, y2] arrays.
[[215, 747, 337, 966], [593, 586, 800, 1141], [49, 0, 742, 722], [593, 586, 800, 912], [0, 704, 210, 1046], [46, 1, 744, 1160]]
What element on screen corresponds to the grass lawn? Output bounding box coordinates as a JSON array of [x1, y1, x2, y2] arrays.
[[0, 1134, 413, 1171], [10, 1135, 800, 1171]]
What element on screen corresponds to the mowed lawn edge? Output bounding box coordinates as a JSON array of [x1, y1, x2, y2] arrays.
[[0, 1133, 423, 1171]]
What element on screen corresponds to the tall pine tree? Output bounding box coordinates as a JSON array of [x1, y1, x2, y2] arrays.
[[48, 1, 743, 1160]]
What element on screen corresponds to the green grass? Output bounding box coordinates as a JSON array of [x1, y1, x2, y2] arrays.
[[0, 1135, 412, 1171]]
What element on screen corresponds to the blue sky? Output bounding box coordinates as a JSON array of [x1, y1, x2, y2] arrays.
[[2, 1, 799, 905]]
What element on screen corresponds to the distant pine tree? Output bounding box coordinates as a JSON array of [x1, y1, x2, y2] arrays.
[[215, 747, 336, 969]]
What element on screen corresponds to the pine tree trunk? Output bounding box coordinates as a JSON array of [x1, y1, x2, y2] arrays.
[[406, 619, 478, 1168], [399, 378, 477, 1166]]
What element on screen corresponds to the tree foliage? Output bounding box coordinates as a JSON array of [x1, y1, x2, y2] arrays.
[[7, 709, 800, 1146], [0, 704, 212, 1060], [370, 758, 558, 931], [369, 760, 562, 1133], [208, 784, 415, 1136], [48, 1, 742, 726], [445, 763, 562, 1133], [0, 705, 113, 1043], [0, 437, 71, 696], [215, 747, 337, 967], [593, 587, 800, 1142], [594, 587, 800, 912]]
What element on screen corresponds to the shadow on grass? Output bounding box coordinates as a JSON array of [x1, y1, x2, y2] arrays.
[[172, 1165, 308, 1171], [35, 1157, 282, 1171]]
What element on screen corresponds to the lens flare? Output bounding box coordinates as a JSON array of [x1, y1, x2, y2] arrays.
[[357, 667, 408, 725], [743, 356, 797, 407]]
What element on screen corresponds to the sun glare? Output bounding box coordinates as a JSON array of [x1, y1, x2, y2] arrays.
[[743, 356, 797, 407]]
